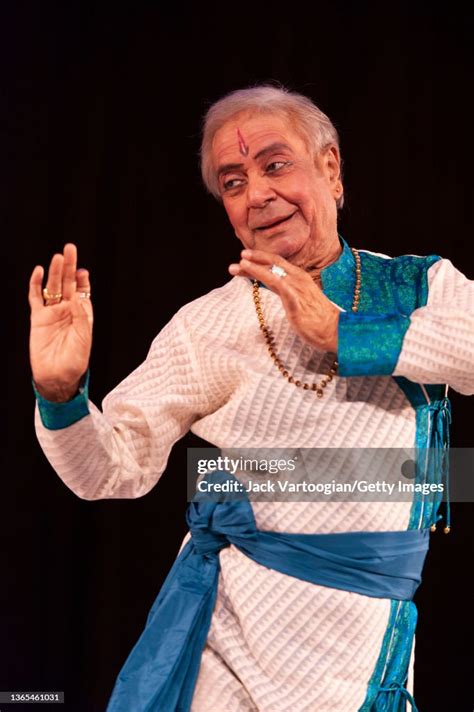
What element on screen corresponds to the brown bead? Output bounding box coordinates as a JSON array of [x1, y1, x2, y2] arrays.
[[303, 383, 309, 389], [295, 380, 301, 387], [282, 370, 289, 378], [288, 376, 294, 383], [316, 389, 324, 398]]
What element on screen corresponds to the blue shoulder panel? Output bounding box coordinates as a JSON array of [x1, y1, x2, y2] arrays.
[[330, 247, 441, 377]]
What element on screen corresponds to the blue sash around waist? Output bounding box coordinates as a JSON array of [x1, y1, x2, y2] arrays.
[[106, 471, 430, 712]]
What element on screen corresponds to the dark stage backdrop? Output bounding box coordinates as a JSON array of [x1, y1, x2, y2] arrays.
[[3, 3, 473, 711]]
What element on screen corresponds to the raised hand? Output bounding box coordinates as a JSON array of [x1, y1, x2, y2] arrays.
[[28, 243, 93, 402], [229, 249, 340, 353]]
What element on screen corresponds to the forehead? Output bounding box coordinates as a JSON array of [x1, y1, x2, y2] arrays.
[[211, 112, 309, 168]]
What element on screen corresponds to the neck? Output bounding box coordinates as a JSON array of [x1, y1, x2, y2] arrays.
[[295, 234, 343, 287]]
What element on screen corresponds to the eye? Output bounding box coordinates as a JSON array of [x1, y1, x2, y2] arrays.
[[266, 160, 291, 173], [222, 177, 245, 191]]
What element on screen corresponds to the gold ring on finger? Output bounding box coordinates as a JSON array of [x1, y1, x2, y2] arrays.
[[42, 288, 62, 305]]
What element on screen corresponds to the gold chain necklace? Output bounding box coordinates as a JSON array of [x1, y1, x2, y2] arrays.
[[252, 248, 361, 397]]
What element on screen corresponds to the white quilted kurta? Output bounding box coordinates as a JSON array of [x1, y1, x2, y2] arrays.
[[34, 249, 474, 711]]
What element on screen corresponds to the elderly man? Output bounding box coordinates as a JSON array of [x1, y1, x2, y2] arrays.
[[29, 86, 474, 711]]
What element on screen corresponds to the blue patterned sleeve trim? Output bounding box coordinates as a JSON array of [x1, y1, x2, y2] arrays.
[[338, 312, 411, 377], [32, 370, 91, 430]]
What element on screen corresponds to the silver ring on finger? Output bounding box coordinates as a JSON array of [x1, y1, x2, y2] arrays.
[[77, 291, 91, 299], [270, 264, 288, 278]]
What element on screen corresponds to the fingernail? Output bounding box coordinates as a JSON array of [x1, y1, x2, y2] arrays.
[[241, 249, 252, 258], [229, 264, 240, 275]]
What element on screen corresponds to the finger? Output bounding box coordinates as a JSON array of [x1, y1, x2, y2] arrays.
[[75, 269, 93, 319], [76, 268, 91, 292], [240, 249, 297, 274], [28, 265, 45, 311], [45, 252, 65, 298], [62, 243, 77, 300], [228, 263, 259, 280], [70, 292, 93, 322], [232, 259, 292, 293]]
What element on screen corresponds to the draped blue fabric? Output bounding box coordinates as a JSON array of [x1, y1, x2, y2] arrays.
[[106, 471, 430, 712], [427, 395, 452, 529]]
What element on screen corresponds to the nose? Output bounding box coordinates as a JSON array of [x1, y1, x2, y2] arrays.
[[246, 172, 277, 209]]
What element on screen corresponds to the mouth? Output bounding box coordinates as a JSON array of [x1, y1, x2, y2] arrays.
[[254, 212, 297, 232]]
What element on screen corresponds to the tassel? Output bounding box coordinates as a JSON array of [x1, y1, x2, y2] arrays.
[[427, 396, 452, 533], [376, 680, 419, 710]]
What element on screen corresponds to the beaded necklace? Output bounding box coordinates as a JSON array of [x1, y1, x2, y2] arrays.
[[251, 248, 361, 397]]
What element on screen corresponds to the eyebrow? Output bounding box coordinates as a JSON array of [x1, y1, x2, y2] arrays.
[[254, 142, 293, 161], [216, 142, 293, 180]]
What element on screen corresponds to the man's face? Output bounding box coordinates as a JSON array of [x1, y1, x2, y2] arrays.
[[211, 113, 342, 266]]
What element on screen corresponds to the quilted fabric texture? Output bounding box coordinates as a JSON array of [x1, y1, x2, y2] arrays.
[[34, 251, 474, 711]]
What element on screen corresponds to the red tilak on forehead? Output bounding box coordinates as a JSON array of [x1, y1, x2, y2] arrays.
[[237, 128, 249, 157]]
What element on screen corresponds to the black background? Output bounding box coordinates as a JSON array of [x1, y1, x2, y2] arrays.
[[3, 2, 474, 711]]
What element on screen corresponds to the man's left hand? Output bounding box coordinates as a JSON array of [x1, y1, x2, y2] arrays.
[[229, 249, 340, 353]]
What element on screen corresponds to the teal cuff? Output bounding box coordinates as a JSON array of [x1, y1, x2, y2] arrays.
[[32, 370, 91, 430], [338, 312, 411, 377]]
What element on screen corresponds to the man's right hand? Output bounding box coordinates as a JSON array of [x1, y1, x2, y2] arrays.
[[28, 243, 93, 402]]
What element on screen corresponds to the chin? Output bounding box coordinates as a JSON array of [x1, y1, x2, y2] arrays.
[[268, 234, 308, 261]]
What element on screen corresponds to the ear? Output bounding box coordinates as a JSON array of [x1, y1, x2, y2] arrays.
[[318, 145, 343, 200]]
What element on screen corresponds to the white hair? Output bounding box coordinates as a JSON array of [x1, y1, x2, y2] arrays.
[[200, 84, 344, 208]]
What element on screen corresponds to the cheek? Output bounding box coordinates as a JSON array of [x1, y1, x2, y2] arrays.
[[224, 200, 248, 231], [281, 175, 317, 213], [292, 194, 317, 223], [298, 186, 334, 223]]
